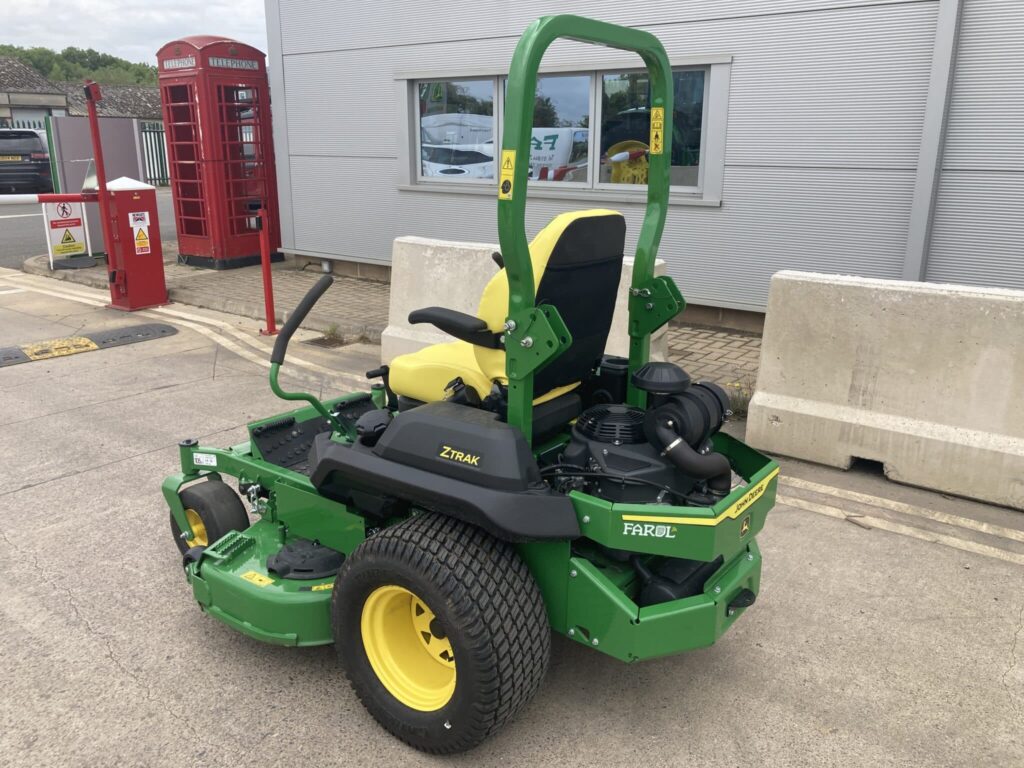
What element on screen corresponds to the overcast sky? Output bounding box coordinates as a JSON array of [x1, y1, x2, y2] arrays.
[[3, 1, 268, 65]]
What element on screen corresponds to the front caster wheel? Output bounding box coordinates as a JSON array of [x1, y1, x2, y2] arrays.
[[331, 513, 550, 754], [170, 480, 249, 554]]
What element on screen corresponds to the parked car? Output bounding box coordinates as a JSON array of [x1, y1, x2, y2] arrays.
[[0, 129, 53, 193], [420, 114, 495, 178]]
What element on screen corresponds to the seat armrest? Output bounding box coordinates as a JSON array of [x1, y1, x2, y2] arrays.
[[408, 306, 502, 349]]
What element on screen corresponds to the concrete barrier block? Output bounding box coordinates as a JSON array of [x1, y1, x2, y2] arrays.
[[381, 235, 668, 364], [747, 271, 1024, 510]]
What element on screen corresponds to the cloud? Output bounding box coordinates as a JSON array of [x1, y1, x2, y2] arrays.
[[3, 0, 268, 64]]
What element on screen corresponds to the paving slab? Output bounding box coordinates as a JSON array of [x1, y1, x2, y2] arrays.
[[22, 254, 762, 388]]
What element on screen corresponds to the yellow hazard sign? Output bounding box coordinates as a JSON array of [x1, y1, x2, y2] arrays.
[[53, 228, 85, 257], [498, 149, 516, 200], [649, 106, 665, 155], [134, 226, 151, 255]]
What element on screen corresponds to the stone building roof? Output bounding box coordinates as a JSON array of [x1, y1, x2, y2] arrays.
[[0, 57, 64, 94], [57, 82, 163, 120]]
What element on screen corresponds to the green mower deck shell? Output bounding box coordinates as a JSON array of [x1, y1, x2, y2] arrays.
[[187, 522, 335, 646], [168, 427, 777, 662]]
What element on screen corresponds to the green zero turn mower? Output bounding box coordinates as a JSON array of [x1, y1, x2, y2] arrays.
[[163, 15, 779, 754]]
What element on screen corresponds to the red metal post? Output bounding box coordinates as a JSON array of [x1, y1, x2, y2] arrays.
[[35, 192, 98, 204], [83, 83, 115, 265], [258, 208, 278, 336]]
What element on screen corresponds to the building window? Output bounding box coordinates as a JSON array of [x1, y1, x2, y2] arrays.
[[599, 69, 705, 188], [528, 74, 591, 183], [417, 78, 495, 181], [403, 61, 726, 202]]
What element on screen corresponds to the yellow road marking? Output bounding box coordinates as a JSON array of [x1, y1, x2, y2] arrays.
[[622, 467, 780, 526], [22, 336, 99, 360]]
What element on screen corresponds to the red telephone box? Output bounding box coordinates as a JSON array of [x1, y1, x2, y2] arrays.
[[156, 36, 280, 269]]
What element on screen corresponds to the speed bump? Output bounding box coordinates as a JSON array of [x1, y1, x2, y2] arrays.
[[0, 323, 177, 367]]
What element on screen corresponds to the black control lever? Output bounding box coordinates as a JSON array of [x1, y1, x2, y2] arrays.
[[366, 364, 398, 410], [271, 275, 333, 366]]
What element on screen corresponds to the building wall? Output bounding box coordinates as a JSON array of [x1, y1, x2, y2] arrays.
[[265, 0, 1012, 311], [926, 0, 1024, 289]]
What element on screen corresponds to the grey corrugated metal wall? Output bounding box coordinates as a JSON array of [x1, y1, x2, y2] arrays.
[[265, 0, 1018, 311], [926, 0, 1024, 289]]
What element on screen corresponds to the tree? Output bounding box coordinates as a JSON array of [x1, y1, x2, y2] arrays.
[[532, 95, 559, 127], [0, 44, 157, 85]]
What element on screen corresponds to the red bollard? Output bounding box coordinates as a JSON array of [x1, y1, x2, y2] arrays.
[[258, 208, 278, 336]]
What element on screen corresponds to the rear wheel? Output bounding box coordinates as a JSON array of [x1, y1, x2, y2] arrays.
[[170, 480, 249, 554], [332, 512, 550, 754]]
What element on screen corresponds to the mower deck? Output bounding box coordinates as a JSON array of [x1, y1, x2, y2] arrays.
[[166, 398, 777, 661]]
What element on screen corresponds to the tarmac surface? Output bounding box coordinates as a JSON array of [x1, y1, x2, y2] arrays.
[[0, 268, 1021, 768], [0, 189, 177, 270]]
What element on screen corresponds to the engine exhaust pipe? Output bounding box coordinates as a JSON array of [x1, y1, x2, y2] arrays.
[[651, 417, 732, 494]]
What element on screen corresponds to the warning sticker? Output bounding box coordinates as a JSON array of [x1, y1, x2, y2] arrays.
[[193, 453, 217, 467], [134, 227, 151, 254], [53, 229, 83, 257], [44, 201, 88, 261], [498, 149, 516, 201], [131, 211, 152, 255], [240, 570, 273, 587], [649, 107, 665, 155]]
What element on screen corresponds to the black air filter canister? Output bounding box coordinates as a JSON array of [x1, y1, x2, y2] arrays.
[[643, 382, 729, 449], [575, 404, 647, 444]]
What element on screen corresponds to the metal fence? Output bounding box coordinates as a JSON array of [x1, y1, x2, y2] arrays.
[[4, 117, 170, 186], [1, 118, 47, 130], [140, 120, 170, 186]]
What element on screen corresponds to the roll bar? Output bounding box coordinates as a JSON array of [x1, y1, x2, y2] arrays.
[[497, 15, 675, 439]]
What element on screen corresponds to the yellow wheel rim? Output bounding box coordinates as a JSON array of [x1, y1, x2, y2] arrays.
[[184, 508, 208, 548], [361, 585, 456, 711]]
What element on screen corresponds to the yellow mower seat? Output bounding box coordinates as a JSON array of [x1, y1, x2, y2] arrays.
[[389, 341, 493, 404], [389, 209, 627, 405]]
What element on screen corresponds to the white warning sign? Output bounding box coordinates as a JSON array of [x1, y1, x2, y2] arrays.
[[130, 211, 151, 255], [43, 201, 89, 265]]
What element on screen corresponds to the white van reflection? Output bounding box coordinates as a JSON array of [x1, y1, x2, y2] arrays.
[[527, 128, 588, 182], [419, 118, 589, 181], [420, 114, 494, 178]]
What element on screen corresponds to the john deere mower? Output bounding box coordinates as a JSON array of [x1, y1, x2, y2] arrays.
[[163, 15, 779, 754]]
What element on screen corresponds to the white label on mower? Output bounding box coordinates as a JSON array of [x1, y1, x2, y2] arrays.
[[622, 522, 677, 539], [193, 453, 217, 467]]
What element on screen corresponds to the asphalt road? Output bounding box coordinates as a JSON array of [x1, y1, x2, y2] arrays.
[[0, 188, 177, 269], [0, 270, 1022, 767]]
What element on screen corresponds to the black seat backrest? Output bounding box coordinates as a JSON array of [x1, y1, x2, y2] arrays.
[[533, 213, 626, 394]]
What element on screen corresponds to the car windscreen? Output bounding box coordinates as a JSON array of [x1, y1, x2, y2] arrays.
[[421, 146, 492, 166], [0, 133, 44, 153]]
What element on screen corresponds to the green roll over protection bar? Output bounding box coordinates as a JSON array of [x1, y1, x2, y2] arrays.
[[497, 16, 683, 441]]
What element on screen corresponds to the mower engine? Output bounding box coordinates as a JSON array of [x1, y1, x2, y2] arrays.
[[552, 362, 733, 506]]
